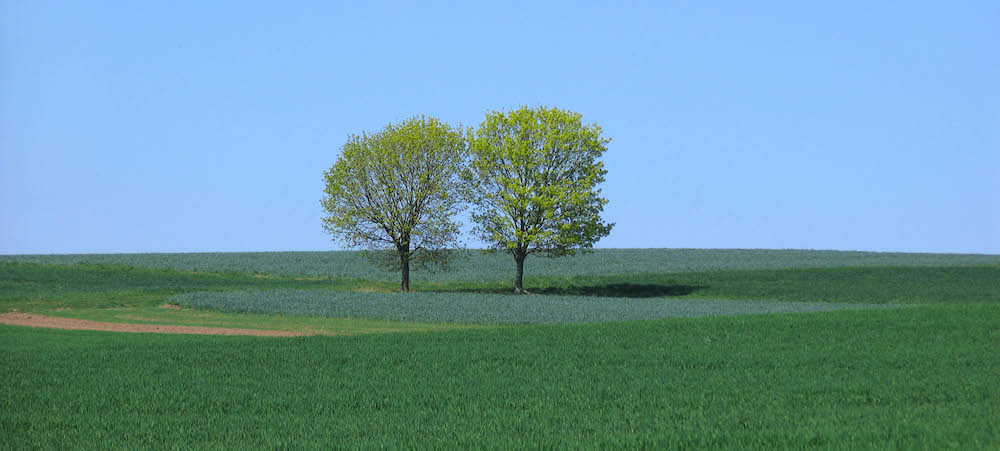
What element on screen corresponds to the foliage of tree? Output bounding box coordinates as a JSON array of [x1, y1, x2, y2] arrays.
[[464, 106, 614, 293], [321, 116, 466, 291]]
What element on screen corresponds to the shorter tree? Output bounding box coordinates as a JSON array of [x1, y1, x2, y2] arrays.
[[464, 106, 614, 293], [321, 116, 466, 291]]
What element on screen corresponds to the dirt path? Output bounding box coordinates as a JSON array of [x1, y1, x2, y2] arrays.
[[0, 313, 326, 337]]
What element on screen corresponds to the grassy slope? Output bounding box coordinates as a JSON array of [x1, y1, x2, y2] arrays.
[[2, 304, 997, 448], [0, 262, 395, 313], [0, 263, 466, 334]]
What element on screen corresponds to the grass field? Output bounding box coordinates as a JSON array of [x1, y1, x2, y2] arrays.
[[1, 249, 998, 447], [2, 305, 997, 448]]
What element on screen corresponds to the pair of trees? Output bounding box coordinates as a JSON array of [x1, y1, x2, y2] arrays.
[[321, 106, 613, 293]]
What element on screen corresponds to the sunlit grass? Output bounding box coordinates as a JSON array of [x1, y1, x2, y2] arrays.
[[2, 303, 997, 448], [36, 306, 478, 335], [0, 262, 395, 313]]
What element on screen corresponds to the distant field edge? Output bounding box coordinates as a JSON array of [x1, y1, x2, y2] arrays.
[[2, 248, 998, 281]]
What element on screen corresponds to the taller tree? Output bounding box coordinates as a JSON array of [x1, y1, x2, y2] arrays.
[[464, 106, 614, 293]]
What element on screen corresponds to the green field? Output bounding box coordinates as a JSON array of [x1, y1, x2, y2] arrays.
[[1, 249, 999, 447]]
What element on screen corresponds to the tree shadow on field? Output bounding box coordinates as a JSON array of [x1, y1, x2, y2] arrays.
[[452, 283, 707, 298], [530, 283, 706, 298]]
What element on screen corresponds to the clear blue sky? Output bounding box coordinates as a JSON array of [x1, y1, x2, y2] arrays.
[[2, 1, 998, 255]]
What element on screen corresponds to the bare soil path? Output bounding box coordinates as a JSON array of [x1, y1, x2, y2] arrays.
[[0, 312, 331, 337]]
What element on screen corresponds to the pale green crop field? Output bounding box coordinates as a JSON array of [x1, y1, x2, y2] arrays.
[[2, 248, 998, 281]]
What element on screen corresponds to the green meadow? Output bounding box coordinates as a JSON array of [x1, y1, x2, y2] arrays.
[[1, 249, 998, 447]]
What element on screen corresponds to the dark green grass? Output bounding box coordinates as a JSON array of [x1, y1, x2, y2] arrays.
[[2, 304, 997, 448], [3, 248, 998, 281], [0, 263, 394, 312], [446, 265, 1000, 304], [173, 289, 896, 324]]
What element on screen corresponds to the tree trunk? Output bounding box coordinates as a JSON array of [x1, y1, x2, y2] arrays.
[[400, 254, 410, 292], [514, 252, 528, 294]]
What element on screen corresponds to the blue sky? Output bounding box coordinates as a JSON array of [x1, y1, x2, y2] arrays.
[[2, 1, 998, 255]]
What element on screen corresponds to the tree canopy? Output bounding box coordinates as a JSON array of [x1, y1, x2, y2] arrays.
[[464, 106, 614, 293], [321, 116, 466, 291]]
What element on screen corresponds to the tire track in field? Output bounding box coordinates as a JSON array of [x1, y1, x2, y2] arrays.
[[0, 313, 339, 337]]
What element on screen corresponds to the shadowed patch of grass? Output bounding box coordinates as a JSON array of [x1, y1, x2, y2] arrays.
[[526, 282, 705, 297], [430, 265, 1000, 304]]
